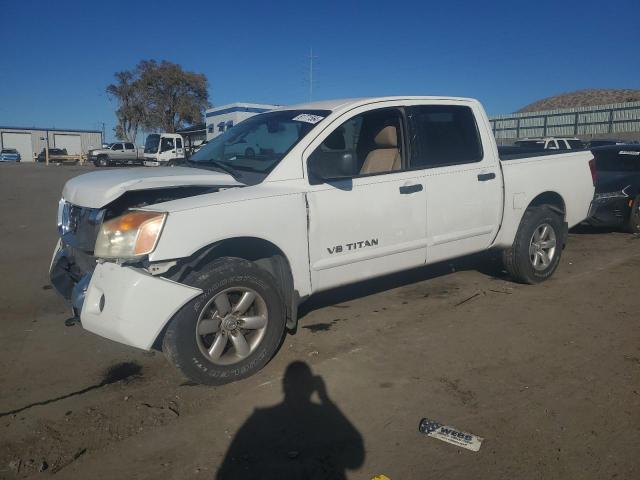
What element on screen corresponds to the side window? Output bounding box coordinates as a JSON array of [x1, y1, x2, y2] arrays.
[[125, 142, 134, 150], [112, 143, 123, 150], [176, 138, 183, 149], [557, 140, 568, 150], [409, 105, 483, 168], [308, 108, 403, 181], [160, 138, 175, 152]]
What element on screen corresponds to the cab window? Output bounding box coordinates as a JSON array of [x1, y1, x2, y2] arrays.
[[408, 105, 483, 168], [308, 108, 404, 181], [161, 138, 175, 152]]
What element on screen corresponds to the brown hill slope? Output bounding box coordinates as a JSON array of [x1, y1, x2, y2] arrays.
[[518, 89, 640, 113]]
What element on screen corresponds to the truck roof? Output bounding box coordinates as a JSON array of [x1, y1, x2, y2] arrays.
[[276, 96, 478, 114]]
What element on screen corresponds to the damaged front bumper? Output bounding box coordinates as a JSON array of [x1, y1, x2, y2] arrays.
[[49, 242, 202, 350]]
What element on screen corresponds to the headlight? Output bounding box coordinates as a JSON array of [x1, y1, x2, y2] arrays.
[[94, 211, 167, 259]]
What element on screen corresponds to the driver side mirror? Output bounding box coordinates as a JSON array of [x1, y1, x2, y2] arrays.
[[308, 152, 357, 182]]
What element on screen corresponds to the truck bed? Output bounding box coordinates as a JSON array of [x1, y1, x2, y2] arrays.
[[498, 146, 587, 161]]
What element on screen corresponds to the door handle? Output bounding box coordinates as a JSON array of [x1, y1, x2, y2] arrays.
[[477, 172, 496, 181], [399, 184, 423, 194]]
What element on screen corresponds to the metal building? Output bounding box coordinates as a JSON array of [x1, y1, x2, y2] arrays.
[[489, 101, 640, 143], [205, 103, 279, 140], [0, 126, 102, 162]]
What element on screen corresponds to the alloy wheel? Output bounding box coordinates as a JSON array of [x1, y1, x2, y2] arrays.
[[529, 223, 557, 271], [195, 287, 269, 366]]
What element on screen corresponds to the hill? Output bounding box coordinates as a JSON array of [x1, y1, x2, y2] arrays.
[[517, 89, 640, 113]]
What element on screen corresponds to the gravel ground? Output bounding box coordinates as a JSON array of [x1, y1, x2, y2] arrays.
[[0, 162, 638, 479]]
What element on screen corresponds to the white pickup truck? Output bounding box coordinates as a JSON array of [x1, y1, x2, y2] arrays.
[[50, 97, 595, 385]]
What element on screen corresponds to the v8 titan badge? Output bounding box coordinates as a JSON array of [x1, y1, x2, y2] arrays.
[[418, 418, 483, 452]]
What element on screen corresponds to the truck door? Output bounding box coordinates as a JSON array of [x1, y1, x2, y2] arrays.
[[305, 106, 427, 292], [124, 142, 136, 162], [175, 136, 185, 159], [111, 143, 124, 161], [407, 102, 502, 264], [158, 137, 176, 163]]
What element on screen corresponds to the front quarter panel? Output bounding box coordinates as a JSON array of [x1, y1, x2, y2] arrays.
[[149, 184, 312, 297]]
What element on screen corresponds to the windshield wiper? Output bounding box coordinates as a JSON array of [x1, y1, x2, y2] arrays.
[[187, 159, 242, 180]]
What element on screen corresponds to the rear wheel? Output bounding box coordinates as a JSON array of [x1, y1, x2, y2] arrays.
[[626, 195, 640, 234], [162, 257, 286, 385], [245, 147, 256, 158], [502, 205, 565, 284]]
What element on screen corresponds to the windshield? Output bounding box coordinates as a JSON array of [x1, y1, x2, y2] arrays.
[[144, 134, 161, 154], [189, 110, 330, 182], [567, 139, 585, 149]]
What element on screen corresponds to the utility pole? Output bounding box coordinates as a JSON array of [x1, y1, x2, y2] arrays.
[[308, 47, 317, 102]]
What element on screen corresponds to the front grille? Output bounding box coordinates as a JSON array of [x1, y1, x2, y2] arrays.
[[59, 202, 105, 252]]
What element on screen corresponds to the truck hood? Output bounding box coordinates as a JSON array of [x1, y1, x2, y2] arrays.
[[62, 167, 243, 208]]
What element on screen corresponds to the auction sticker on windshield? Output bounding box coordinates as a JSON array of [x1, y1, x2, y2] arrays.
[[292, 113, 324, 124]]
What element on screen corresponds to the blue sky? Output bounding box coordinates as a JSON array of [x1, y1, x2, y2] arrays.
[[1, 0, 639, 142]]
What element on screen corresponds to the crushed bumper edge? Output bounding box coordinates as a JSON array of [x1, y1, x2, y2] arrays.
[[81, 262, 202, 351]]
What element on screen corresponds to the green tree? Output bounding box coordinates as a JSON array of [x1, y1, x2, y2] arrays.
[[138, 60, 209, 133], [106, 60, 210, 139]]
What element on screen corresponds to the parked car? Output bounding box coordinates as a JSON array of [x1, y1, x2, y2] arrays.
[[88, 142, 145, 167], [585, 139, 626, 149], [514, 137, 585, 151], [0, 148, 21, 162], [585, 145, 640, 233], [50, 96, 595, 385], [143, 133, 186, 166], [36, 148, 67, 162]]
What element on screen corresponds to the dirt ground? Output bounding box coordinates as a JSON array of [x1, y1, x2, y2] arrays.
[[0, 162, 638, 480]]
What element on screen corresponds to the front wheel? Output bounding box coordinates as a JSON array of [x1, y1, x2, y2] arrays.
[[95, 156, 109, 167], [162, 257, 286, 385], [625, 195, 640, 234], [502, 205, 565, 284]]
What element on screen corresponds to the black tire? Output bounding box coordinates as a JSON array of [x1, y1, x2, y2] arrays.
[[244, 147, 255, 158], [502, 205, 565, 284], [162, 257, 286, 385], [95, 155, 109, 167], [625, 195, 640, 234]]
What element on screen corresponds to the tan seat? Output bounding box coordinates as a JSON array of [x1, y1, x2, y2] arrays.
[[360, 126, 401, 174]]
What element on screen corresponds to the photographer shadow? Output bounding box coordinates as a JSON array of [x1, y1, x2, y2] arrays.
[[216, 361, 364, 480]]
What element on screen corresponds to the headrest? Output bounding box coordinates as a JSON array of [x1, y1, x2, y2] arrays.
[[374, 126, 397, 148], [324, 128, 346, 150]]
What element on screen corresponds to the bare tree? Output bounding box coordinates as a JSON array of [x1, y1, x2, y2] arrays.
[[106, 71, 145, 141]]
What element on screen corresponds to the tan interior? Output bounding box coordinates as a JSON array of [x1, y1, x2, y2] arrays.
[[360, 126, 401, 174]]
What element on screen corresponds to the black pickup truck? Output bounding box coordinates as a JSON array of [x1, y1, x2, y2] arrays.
[[586, 145, 640, 233]]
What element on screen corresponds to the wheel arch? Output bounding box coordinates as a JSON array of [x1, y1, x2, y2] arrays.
[[165, 236, 299, 332], [526, 191, 566, 220]]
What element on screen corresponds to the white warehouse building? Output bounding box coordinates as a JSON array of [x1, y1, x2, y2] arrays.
[[205, 103, 279, 140], [0, 125, 102, 162]]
